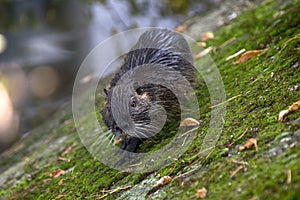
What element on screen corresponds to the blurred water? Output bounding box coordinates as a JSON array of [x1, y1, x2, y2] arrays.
[[0, 0, 221, 151]]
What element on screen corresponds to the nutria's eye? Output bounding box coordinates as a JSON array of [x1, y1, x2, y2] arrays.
[[136, 87, 143, 95]]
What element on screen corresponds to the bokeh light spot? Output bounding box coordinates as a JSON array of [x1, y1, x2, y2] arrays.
[[28, 66, 59, 98], [0, 34, 7, 54]]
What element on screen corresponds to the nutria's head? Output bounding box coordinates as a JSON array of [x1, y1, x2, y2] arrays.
[[101, 83, 155, 142]]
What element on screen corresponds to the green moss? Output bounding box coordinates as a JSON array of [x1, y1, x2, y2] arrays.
[[1, 0, 300, 199]]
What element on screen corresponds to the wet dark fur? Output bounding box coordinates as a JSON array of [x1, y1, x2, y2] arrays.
[[101, 29, 195, 153]]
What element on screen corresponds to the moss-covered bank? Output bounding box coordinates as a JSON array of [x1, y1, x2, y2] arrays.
[[1, 0, 300, 199]]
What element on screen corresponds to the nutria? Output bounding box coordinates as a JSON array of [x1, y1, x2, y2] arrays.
[[101, 29, 195, 153]]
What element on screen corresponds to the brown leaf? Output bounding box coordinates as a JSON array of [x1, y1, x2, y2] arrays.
[[175, 24, 187, 33], [61, 144, 76, 156], [239, 138, 258, 152], [230, 165, 244, 178], [48, 169, 65, 178], [245, 138, 258, 151], [196, 187, 207, 198], [58, 180, 64, 185], [180, 118, 200, 127], [278, 110, 289, 122], [201, 32, 214, 41], [233, 49, 267, 64], [155, 176, 172, 187], [58, 157, 71, 162], [288, 100, 300, 112], [279, 100, 300, 122], [197, 41, 207, 47], [56, 194, 66, 199], [238, 145, 246, 152]]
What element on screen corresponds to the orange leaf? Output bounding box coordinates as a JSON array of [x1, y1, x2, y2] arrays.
[[239, 138, 258, 152], [58, 157, 71, 162], [175, 24, 187, 33], [201, 32, 214, 41], [48, 169, 65, 178], [61, 144, 76, 156], [196, 187, 207, 198], [180, 118, 200, 127], [233, 49, 267, 64], [279, 100, 300, 122], [155, 176, 172, 187]]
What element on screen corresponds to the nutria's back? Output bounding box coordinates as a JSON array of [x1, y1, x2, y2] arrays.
[[101, 29, 195, 153]]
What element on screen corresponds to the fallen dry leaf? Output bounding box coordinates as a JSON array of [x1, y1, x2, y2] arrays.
[[287, 100, 300, 112], [48, 169, 65, 178], [278, 100, 300, 122], [201, 32, 214, 41], [58, 180, 64, 185], [197, 41, 207, 47], [180, 118, 200, 127], [230, 165, 244, 178], [196, 187, 207, 198], [239, 138, 258, 152], [245, 138, 258, 151], [58, 157, 71, 162], [284, 169, 292, 184], [155, 176, 172, 187], [175, 24, 187, 33], [61, 144, 76, 156], [233, 49, 267, 64], [56, 194, 66, 199], [238, 145, 246, 151]]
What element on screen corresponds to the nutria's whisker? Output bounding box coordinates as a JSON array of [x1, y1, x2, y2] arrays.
[[133, 129, 151, 139], [135, 125, 158, 134], [109, 134, 115, 144]]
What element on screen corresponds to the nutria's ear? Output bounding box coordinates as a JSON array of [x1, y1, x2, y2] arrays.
[[133, 81, 139, 89], [103, 88, 108, 96]]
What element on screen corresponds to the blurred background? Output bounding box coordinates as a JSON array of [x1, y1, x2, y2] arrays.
[[0, 0, 221, 152]]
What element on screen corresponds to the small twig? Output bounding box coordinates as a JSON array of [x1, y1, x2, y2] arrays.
[[229, 159, 248, 166], [230, 165, 244, 178], [218, 37, 236, 49], [228, 128, 248, 147], [209, 94, 242, 109], [173, 150, 213, 181], [284, 169, 292, 184], [128, 162, 142, 167], [250, 75, 264, 85], [226, 48, 246, 61], [178, 126, 200, 138], [279, 34, 300, 53], [188, 145, 214, 162], [167, 163, 178, 176], [98, 185, 132, 199]]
